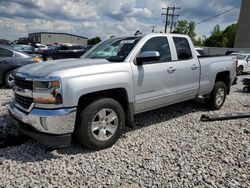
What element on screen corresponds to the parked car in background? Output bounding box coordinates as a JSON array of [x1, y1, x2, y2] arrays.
[[231, 53, 250, 75], [37, 44, 85, 61], [0, 45, 42, 87], [0, 39, 12, 46], [85, 45, 95, 51], [12, 44, 35, 54], [32, 43, 48, 52], [9, 33, 237, 149]]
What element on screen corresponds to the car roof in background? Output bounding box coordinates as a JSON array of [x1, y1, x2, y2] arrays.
[[0, 44, 31, 57]]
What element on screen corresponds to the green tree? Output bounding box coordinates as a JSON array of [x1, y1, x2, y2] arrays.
[[173, 20, 197, 43], [88, 37, 101, 45], [204, 23, 237, 47], [223, 23, 237, 47]]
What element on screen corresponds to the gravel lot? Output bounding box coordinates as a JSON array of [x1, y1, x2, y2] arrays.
[[0, 76, 249, 187]]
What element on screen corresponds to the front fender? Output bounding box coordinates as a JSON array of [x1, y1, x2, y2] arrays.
[[61, 72, 134, 107]]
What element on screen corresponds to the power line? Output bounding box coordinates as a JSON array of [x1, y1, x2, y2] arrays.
[[196, 6, 240, 25]]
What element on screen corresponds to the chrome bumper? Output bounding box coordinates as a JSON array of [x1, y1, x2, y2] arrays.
[[9, 102, 77, 135]]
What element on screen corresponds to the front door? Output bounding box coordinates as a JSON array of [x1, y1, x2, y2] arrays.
[[131, 36, 178, 113]]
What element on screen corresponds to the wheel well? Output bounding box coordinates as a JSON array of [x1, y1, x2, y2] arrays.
[[77, 88, 129, 114], [238, 65, 244, 70], [215, 71, 230, 94], [76, 88, 134, 128]]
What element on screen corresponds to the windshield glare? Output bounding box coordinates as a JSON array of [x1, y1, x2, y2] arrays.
[[85, 37, 141, 62]]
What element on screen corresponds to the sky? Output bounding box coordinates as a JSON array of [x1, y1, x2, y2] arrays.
[[0, 0, 242, 41]]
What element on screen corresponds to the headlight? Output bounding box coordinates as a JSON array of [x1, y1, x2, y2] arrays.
[[33, 78, 63, 105], [33, 80, 60, 90]]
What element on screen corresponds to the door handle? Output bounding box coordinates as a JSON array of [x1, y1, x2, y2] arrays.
[[167, 67, 176, 73], [191, 64, 199, 70]]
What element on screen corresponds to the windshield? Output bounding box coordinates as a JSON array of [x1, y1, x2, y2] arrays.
[[13, 45, 33, 51], [48, 45, 59, 50], [85, 37, 141, 62]]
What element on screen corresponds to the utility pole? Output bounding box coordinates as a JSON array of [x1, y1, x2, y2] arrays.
[[170, 7, 181, 33], [162, 7, 169, 33], [162, 6, 181, 33], [150, 26, 157, 33]]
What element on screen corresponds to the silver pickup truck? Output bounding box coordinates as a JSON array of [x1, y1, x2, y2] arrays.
[[9, 33, 237, 150]]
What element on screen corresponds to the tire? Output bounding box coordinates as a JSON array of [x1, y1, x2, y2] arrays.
[[76, 98, 125, 150], [237, 66, 243, 76], [4, 70, 14, 88], [243, 87, 249, 93], [205, 81, 227, 110]]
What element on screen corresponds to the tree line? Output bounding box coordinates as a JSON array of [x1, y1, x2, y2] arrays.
[[173, 20, 237, 47], [88, 20, 237, 48]]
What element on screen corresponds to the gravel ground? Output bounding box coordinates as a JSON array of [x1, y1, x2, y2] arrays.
[[0, 76, 249, 187]]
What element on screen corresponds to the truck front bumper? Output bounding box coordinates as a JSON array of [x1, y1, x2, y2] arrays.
[[8, 102, 77, 147]]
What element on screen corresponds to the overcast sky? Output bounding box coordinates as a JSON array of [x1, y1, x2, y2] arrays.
[[0, 0, 241, 41]]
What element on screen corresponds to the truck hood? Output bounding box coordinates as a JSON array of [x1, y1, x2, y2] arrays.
[[16, 58, 111, 77]]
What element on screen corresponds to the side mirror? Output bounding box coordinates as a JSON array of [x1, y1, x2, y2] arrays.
[[136, 51, 160, 65]]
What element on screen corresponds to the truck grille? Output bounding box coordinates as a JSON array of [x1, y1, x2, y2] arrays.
[[14, 76, 33, 90], [15, 94, 33, 110]]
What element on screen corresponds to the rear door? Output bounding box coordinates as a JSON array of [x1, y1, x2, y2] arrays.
[[131, 36, 178, 113], [172, 37, 200, 100]]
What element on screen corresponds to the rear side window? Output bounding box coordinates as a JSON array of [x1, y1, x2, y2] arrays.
[[68, 46, 83, 50], [0, 48, 13, 57], [141, 37, 171, 63], [59, 46, 68, 50], [173, 37, 193, 60]]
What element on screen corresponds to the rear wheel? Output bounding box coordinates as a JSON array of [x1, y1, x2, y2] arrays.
[[4, 70, 14, 88], [205, 81, 227, 110], [76, 98, 125, 150], [237, 66, 243, 76]]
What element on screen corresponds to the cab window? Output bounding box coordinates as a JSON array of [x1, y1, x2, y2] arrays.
[[141, 37, 171, 63], [173, 37, 193, 60]]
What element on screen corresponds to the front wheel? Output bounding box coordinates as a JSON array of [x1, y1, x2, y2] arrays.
[[205, 81, 227, 110], [76, 98, 125, 150]]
